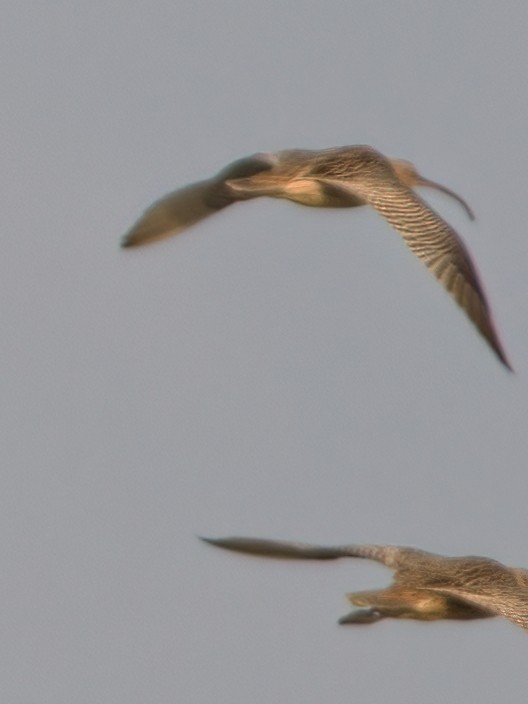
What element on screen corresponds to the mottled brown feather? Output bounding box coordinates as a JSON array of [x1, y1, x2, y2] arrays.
[[122, 144, 511, 368], [201, 536, 528, 631]]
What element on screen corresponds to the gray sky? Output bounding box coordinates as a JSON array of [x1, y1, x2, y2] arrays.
[[2, 1, 528, 702]]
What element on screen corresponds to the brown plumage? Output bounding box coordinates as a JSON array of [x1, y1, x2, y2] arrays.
[[122, 145, 510, 369], [201, 536, 528, 631]]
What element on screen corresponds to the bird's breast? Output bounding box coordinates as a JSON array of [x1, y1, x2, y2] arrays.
[[283, 178, 364, 208]]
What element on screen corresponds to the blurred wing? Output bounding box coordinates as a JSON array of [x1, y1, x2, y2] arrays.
[[122, 153, 275, 247], [200, 536, 350, 559], [200, 536, 396, 565], [316, 176, 511, 369], [121, 179, 220, 247], [429, 586, 528, 631]]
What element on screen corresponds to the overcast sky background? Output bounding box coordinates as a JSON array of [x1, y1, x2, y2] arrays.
[[2, 2, 528, 702]]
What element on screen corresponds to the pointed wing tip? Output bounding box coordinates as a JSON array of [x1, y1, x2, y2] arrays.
[[198, 535, 235, 550], [478, 330, 512, 371], [120, 229, 168, 248], [120, 235, 135, 248], [491, 341, 514, 373], [198, 535, 218, 545], [120, 227, 148, 248]]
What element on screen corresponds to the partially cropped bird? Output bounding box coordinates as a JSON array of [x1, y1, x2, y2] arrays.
[[201, 536, 528, 631], [122, 145, 511, 369]]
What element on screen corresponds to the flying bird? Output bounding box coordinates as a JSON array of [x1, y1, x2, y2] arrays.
[[122, 145, 511, 369], [201, 536, 528, 631]]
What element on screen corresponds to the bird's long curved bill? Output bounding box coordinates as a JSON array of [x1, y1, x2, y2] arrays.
[[418, 177, 475, 220]]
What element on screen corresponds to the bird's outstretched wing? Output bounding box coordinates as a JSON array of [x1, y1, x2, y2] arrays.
[[121, 179, 221, 247], [427, 585, 528, 631], [310, 174, 511, 369], [122, 154, 275, 247], [200, 536, 397, 565]]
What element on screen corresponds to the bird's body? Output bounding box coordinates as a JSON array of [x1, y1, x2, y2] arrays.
[[122, 145, 510, 368], [201, 536, 528, 631]]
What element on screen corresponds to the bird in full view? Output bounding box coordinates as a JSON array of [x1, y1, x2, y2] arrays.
[[122, 145, 511, 369], [201, 535, 528, 631]]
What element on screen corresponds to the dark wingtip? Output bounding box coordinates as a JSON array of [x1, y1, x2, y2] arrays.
[[199, 536, 241, 551], [197, 535, 285, 557], [490, 335, 514, 372], [484, 337, 513, 372], [198, 536, 218, 546], [120, 233, 136, 248], [198, 535, 246, 550]]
